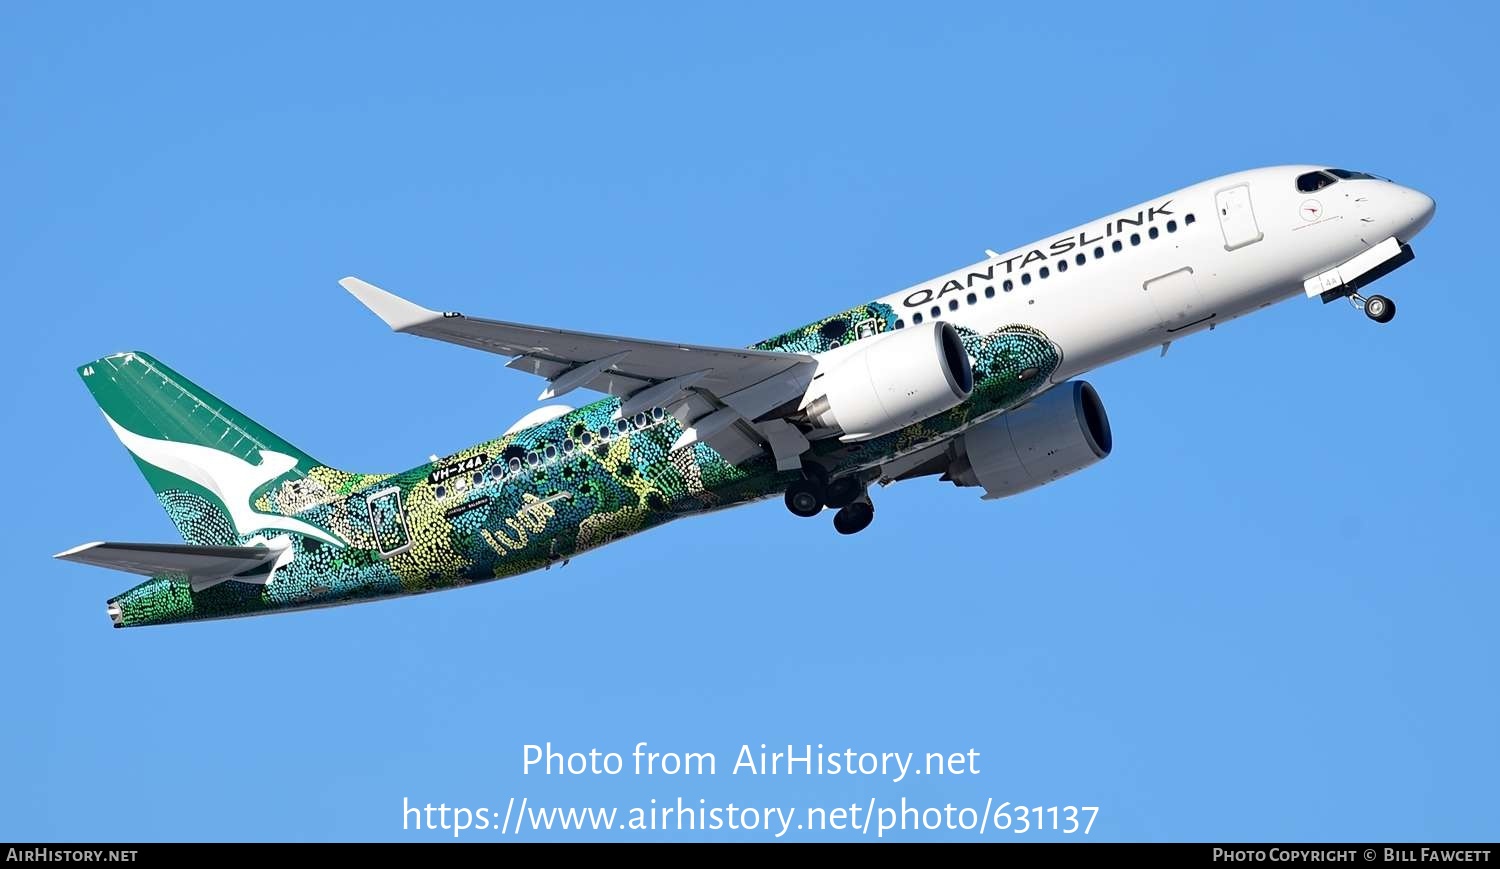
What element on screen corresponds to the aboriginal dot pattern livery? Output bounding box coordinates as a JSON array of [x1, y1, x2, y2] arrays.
[[86, 303, 1061, 627]]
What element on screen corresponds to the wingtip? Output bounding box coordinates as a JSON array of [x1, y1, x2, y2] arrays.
[[340, 276, 439, 332], [55, 541, 105, 560]]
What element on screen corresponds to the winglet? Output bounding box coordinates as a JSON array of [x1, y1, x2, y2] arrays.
[[340, 276, 441, 332]]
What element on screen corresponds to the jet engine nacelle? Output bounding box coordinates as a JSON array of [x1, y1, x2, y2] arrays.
[[802, 322, 974, 441], [946, 380, 1112, 499]]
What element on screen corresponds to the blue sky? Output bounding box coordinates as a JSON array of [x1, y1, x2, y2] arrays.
[[3, 1, 1496, 842]]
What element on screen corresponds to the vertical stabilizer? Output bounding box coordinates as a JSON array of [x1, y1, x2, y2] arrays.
[[77, 351, 344, 547]]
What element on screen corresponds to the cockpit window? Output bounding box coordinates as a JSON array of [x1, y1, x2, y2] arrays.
[[1296, 170, 1339, 192], [1327, 168, 1380, 181]]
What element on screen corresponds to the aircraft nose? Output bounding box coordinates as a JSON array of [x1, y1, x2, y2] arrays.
[[1394, 184, 1436, 241]]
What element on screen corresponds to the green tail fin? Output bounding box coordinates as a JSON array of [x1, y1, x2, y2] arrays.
[[78, 351, 345, 547]]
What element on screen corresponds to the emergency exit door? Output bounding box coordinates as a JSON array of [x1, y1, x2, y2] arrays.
[[1215, 184, 1264, 250]]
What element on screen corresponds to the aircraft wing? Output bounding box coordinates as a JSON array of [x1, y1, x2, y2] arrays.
[[55, 541, 283, 592], [341, 277, 820, 464]]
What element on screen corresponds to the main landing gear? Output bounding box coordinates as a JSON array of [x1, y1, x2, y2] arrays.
[[783, 467, 876, 534], [1350, 291, 1396, 324], [831, 497, 874, 536], [784, 478, 824, 517]]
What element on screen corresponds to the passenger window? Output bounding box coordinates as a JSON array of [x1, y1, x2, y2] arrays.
[[562, 439, 574, 454], [634, 412, 648, 428], [1021, 273, 1032, 285], [652, 407, 665, 421], [1112, 240, 1123, 252], [509, 457, 522, 473], [1039, 266, 1050, 279], [948, 299, 959, 311], [1057, 260, 1067, 272], [616, 419, 629, 434], [966, 292, 976, 305], [435, 486, 446, 499], [1149, 226, 1159, 239], [1130, 233, 1140, 246], [1185, 213, 1196, 225], [1003, 279, 1014, 291], [984, 286, 995, 298], [1167, 220, 1177, 232], [472, 472, 483, 485], [1075, 253, 1086, 266], [580, 432, 593, 447], [895, 318, 905, 329], [930, 305, 941, 318], [912, 312, 923, 324], [1094, 246, 1103, 258]]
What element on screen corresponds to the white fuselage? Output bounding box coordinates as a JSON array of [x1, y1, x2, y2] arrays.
[[820, 165, 1435, 388]]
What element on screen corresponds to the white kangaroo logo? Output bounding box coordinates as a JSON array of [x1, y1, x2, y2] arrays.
[[104, 412, 345, 548]]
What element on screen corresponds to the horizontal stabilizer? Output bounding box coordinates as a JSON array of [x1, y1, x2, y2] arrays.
[[55, 541, 286, 592]]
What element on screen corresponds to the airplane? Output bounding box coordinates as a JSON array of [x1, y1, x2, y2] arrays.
[[56, 165, 1435, 627]]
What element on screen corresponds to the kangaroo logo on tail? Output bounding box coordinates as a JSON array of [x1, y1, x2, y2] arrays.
[[103, 412, 346, 548]]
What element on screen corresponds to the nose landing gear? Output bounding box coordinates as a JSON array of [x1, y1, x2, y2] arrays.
[[1351, 291, 1396, 324], [1362, 294, 1395, 323]]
